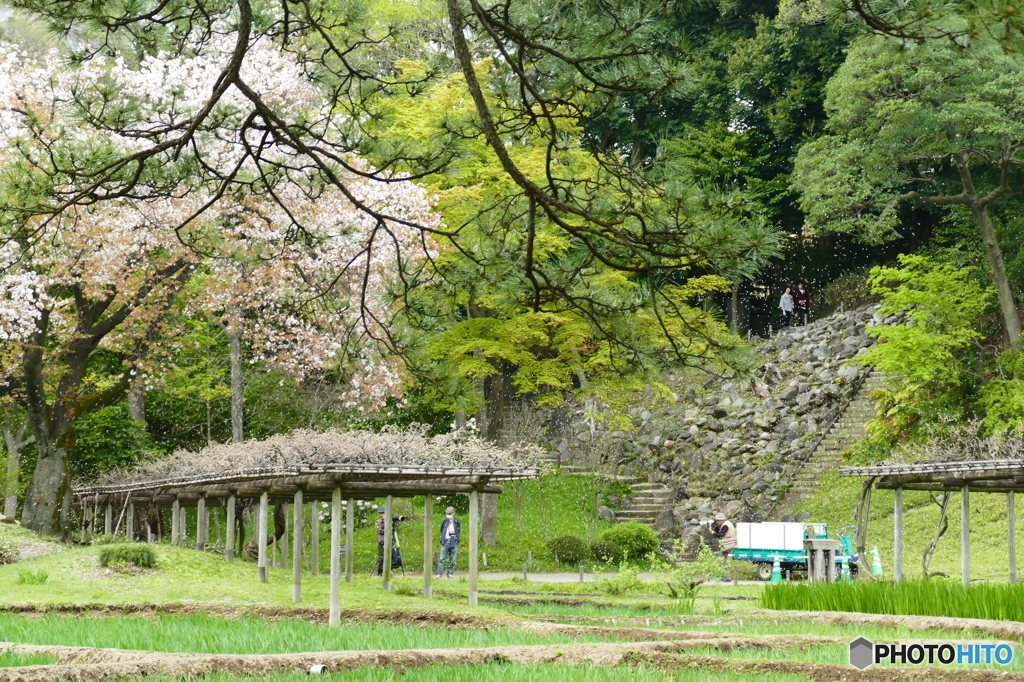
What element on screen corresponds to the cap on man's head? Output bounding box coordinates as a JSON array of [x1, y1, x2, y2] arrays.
[[445, 507, 455, 514], [715, 512, 726, 521], [377, 508, 386, 514]]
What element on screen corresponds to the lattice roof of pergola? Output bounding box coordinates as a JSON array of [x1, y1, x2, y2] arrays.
[[73, 428, 545, 505], [840, 458, 1024, 491]]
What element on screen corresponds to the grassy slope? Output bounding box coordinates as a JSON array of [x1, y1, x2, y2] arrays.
[[242, 474, 615, 575], [794, 467, 1024, 582]]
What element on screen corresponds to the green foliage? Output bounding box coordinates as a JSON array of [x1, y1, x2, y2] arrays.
[[978, 350, 1024, 434], [600, 564, 645, 596], [817, 266, 879, 317], [546, 535, 589, 566], [795, 34, 1024, 241], [599, 481, 633, 510], [599, 522, 661, 565], [589, 540, 624, 565], [859, 255, 992, 384], [14, 568, 48, 584], [762, 580, 1024, 622], [98, 544, 158, 569], [665, 540, 728, 612], [73, 403, 156, 478], [0, 536, 19, 564], [855, 255, 991, 439]]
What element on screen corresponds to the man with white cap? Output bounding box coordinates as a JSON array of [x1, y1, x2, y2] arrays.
[[711, 512, 737, 561], [437, 506, 461, 579]]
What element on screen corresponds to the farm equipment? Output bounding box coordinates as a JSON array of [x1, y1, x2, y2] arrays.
[[729, 522, 860, 581]]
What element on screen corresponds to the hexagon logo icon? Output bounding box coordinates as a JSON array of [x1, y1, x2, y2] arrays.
[[849, 637, 874, 670]]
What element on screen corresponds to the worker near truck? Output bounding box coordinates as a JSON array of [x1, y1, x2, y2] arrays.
[[711, 512, 737, 559]]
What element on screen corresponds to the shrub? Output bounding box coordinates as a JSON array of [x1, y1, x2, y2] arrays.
[[0, 537, 19, 564], [547, 535, 588, 565], [665, 540, 728, 612], [98, 544, 158, 569], [600, 522, 661, 564], [90, 534, 120, 546], [818, 266, 879, 317], [14, 568, 48, 585], [601, 564, 645, 596], [590, 540, 624, 565]]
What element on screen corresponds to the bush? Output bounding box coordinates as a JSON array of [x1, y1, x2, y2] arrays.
[[98, 544, 158, 569], [665, 540, 728, 612], [601, 564, 645, 596], [547, 535, 588, 565], [818, 266, 879, 317], [0, 537, 19, 564], [600, 522, 661, 564], [590, 540, 624, 565], [14, 568, 48, 585]]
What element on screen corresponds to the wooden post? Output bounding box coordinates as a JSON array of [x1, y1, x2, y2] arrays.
[[146, 511, 153, 543], [104, 503, 112, 535], [126, 503, 135, 541], [226, 495, 236, 562], [1010, 491, 1017, 585], [962, 485, 970, 588], [893, 487, 903, 585], [345, 497, 354, 584], [171, 499, 180, 544], [293, 490, 303, 603], [383, 495, 393, 591], [179, 504, 187, 542], [311, 501, 320, 576], [197, 496, 207, 551], [330, 488, 341, 627], [258, 491, 269, 583], [423, 495, 433, 598], [469, 490, 479, 606], [281, 502, 289, 569]]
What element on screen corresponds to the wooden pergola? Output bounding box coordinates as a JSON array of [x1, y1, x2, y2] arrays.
[[72, 431, 542, 623], [841, 459, 1023, 587]]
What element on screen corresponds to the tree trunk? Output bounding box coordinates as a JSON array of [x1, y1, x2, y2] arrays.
[[228, 323, 244, 444], [21, 438, 71, 537], [973, 203, 1021, 344], [2, 408, 33, 519], [128, 375, 146, 424], [3, 450, 19, 519], [481, 492, 498, 547]]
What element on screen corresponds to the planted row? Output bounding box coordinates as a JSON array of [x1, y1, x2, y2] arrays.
[[762, 579, 1024, 622]]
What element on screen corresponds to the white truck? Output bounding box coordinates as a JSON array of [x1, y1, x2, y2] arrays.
[[729, 521, 859, 580]]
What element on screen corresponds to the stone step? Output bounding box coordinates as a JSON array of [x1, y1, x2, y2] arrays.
[[625, 503, 670, 512], [616, 510, 659, 520]]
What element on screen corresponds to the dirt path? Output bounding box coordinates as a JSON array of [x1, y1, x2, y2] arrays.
[[632, 651, 1024, 682], [2, 637, 1021, 682]]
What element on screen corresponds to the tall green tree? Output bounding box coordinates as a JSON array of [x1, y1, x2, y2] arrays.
[[794, 35, 1024, 342]]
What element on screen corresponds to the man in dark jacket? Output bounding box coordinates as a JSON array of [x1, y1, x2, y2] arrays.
[[436, 506, 461, 578], [376, 508, 408, 576]]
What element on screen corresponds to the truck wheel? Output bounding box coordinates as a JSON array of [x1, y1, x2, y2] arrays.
[[758, 563, 774, 581]]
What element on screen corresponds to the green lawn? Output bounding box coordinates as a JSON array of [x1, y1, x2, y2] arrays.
[[795, 468, 1024, 582], [154, 473, 617, 575]]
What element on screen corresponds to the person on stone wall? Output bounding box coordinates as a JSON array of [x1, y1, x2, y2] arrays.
[[436, 506, 461, 579], [778, 287, 794, 328], [793, 282, 810, 326], [710, 512, 737, 563]]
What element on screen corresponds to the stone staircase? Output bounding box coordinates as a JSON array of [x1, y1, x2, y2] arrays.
[[537, 454, 673, 526], [616, 481, 674, 526], [777, 370, 886, 511]]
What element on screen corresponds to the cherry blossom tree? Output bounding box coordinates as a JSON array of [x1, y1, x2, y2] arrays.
[[0, 42, 440, 535]]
